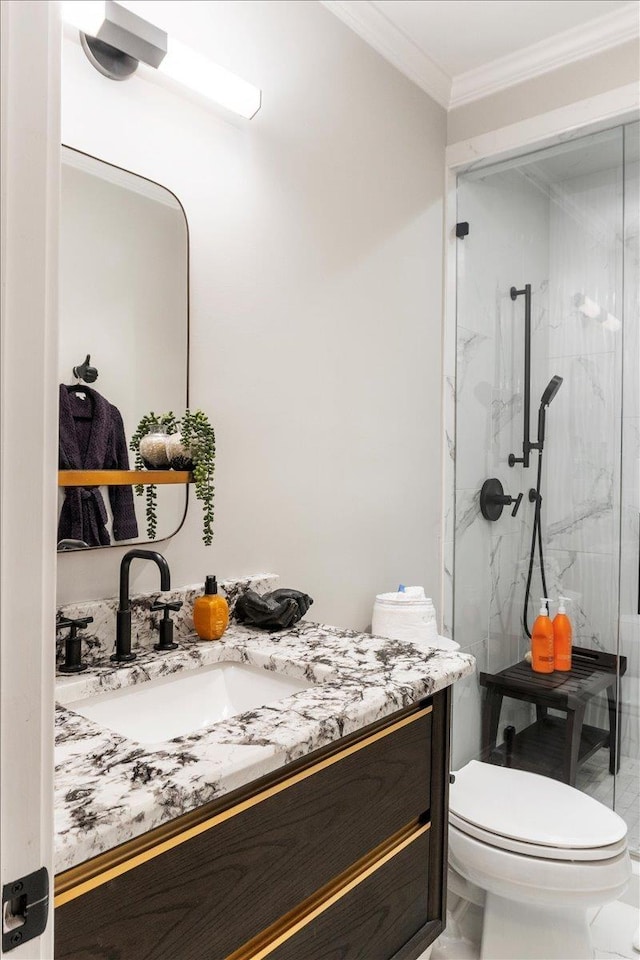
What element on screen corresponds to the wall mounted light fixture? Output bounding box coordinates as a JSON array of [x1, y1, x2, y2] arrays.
[[62, 1, 262, 119]]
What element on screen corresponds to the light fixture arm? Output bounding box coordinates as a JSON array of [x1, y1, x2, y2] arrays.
[[80, 1, 167, 81], [80, 33, 138, 80]]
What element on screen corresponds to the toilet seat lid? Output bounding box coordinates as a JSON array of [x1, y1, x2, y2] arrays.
[[450, 761, 627, 849], [449, 812, 628, 860]]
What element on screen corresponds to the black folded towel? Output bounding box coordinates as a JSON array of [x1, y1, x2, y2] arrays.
[[234, 589, 313, 631]]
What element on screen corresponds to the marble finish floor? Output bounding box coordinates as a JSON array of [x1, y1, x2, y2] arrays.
[[424, 755, 640, 960], [577, 750, 640, 855], [427, 858, 640, 960]]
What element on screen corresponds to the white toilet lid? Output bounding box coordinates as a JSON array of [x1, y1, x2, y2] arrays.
[[450, 761, 627, 850]]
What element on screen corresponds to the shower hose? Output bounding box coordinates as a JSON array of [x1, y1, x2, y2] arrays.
[[523, 447, 548, 639]]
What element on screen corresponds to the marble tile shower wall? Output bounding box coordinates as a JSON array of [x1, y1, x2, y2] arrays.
[[543, 166, 623, 656], [452, 169, 549, 767], [619, 148, 640, 761], [542, 160, 640, 762]]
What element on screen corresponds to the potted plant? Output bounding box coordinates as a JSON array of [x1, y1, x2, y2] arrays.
[[130, 412, 179, 540], [131, 412, 179, 470], [130, 409, 216, 545]]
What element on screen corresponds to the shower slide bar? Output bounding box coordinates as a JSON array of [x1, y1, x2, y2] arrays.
[[509, 283, 537, 469]]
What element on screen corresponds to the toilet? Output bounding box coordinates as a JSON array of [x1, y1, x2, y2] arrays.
[[447, 761, 631, 960]]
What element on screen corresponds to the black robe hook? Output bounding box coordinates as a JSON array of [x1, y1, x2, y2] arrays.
[[73, 354, 98, 384]]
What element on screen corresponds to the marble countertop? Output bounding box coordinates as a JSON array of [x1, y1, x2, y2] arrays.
[[55, 620, 475, 874]]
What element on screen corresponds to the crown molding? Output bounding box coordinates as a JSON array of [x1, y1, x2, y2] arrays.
[[450, 3, 640, 109], [322, 1, 638, 113], [320, 0, 451, 108]]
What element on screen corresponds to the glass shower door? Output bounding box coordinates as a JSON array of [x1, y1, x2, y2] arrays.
[[451, 124, 637, 849], [617, 120, 640, 853]]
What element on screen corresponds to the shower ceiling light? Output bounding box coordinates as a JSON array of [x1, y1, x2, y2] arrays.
[[61, 1, 262, 119]]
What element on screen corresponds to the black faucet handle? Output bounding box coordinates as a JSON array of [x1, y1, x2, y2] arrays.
[[153, 602, 180, 652], [57, 615, 94, 632], [151, 600, 183, 613], [58, 617, 93, 674], [511, 492, 524, 517]]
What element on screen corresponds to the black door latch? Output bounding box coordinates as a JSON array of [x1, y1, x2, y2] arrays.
[[2, 867, 49, 952]]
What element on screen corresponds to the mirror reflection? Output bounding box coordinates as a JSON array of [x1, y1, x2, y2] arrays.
[[58, 147, 189, 551]]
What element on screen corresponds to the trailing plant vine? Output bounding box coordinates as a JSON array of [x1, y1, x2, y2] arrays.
[[179, 409, 216, 546], [129, 409, 215, 545]]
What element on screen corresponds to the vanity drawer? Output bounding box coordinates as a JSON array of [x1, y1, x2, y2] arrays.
[[55, 706, 433, 960], [267, 827, 431, 960]]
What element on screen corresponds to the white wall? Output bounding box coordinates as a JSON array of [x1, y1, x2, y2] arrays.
[[57, 0, 447, 632], [60, 161, 187, 439]]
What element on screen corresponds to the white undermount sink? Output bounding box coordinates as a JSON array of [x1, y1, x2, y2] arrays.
[[66, 662, 314, 744]]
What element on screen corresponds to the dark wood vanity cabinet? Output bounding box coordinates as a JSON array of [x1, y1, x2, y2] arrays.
[[55, 688, 451, 960]]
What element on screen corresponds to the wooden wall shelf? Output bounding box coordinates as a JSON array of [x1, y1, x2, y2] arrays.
[[58, 470, 193, 487]]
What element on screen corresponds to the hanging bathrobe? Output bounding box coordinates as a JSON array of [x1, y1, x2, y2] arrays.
[[58, 384, 139, 546]]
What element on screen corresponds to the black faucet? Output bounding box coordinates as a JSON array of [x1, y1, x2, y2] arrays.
[[113, 549, 171, 663]]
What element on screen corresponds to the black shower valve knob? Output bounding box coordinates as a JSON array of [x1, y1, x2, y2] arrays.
[[480, 478, 523, 522]]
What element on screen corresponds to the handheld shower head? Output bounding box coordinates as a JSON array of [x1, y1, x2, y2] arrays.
[[537, 375, 563, 449], [541, 375, 563, 407]]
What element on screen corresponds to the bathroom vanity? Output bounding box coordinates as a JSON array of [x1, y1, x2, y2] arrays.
[[53, 585, 474, 960]]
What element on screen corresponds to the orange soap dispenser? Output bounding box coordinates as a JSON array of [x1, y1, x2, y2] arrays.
[[531, 598, 554, 674], [553, 595, 573, 671], [193, 576, 229, 641]]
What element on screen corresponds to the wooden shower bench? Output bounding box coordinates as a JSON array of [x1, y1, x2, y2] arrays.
[[479, 646, 627, 787]]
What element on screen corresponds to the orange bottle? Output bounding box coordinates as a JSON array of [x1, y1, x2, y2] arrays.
[[193, 576, 229, 641], [531, 598, 554, 674], [553, 596, 573, 671]]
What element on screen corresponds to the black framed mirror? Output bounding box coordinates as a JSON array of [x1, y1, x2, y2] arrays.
[[58, 146, 189, 551]]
